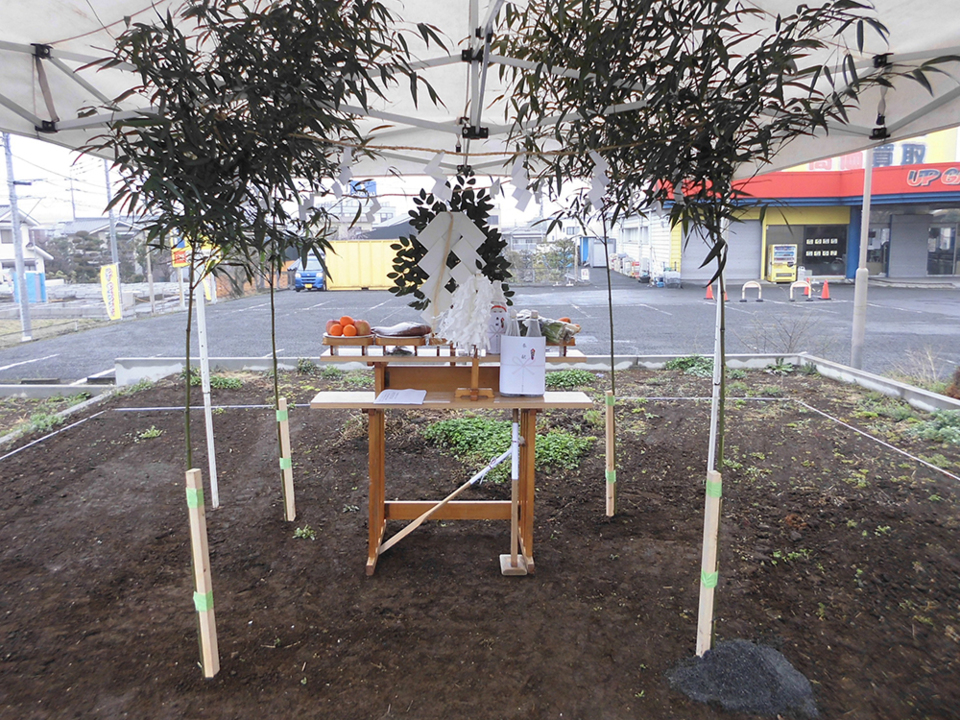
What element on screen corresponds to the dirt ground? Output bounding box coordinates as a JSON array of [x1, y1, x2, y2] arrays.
[[1, 366, 959, 720]]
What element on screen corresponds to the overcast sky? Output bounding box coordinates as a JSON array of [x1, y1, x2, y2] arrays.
[[2, 134, 562, 229]]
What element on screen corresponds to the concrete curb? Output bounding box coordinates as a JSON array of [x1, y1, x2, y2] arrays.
[[4, 352, 959, 417]]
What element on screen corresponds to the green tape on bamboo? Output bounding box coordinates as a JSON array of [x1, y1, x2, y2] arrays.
[[605, 394, 616, 406], [186, 487, 204, 509], [276, 409, 289, 422], [279, 457, 292, 470], [706, 479, 722, 498], [193, 591, 214, 613], [605, 470, 617, 484], [701, 571, 719, 589]]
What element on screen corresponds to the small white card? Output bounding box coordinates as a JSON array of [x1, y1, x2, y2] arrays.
[[375, 388, 427, 405]]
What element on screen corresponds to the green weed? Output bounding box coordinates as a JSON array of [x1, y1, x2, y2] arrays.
[[137, 425, 163, 440], [423, 416, 595, 480], [293, 525, 317, 540], [664, 355, 713, 377], [909, 410, 960, 445], [544, 369, 596, 389]]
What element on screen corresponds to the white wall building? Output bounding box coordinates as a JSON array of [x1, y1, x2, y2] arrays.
[[0, 205, 50, 286]]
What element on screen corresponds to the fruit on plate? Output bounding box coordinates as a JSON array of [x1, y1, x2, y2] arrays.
[[339, 315, 354, 328], [325, 319, 337, 333], [328, 322, 343, 336], [355, 319, 371, 336], [325, 317, 371, 338], [342, 324, 358, 337]]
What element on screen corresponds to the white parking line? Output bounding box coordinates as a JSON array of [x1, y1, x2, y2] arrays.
[[636, 303, 672, 316], [0, 354, 60, 372], [234, 302, 270, 312]]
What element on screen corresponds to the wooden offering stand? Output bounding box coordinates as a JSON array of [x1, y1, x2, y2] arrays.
[[310, 354, 592, 575], [322, 333, 375, 356]]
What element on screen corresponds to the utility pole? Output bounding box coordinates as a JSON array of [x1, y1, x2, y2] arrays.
[[103, 158, 119, 266], [3, 132, 33, 342]]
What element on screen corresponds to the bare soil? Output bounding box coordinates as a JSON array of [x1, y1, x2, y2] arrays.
[[1, 367, 959, 720]]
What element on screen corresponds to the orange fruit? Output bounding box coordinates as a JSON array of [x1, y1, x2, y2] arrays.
[[329, 323, 343, 336], [342, 324, 358, 337], [325, 319, 337, 333], [339, 315, 354, 327], [558, 316, 572, 323]]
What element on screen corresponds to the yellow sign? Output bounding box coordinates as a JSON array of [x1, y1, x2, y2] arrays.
[[100, 263, 122, 320], [171, 240, 220, 269]]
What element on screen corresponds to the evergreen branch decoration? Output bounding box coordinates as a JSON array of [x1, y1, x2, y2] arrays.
[[388, 172, 513, 310]]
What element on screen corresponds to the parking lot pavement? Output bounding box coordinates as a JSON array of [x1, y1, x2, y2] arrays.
[[1, 272, 958, 384]]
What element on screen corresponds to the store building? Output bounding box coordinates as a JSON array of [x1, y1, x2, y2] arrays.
[[613, 130, 960, 283]]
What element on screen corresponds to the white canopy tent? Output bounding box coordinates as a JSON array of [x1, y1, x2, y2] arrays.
[[1, 0, 959, 180]]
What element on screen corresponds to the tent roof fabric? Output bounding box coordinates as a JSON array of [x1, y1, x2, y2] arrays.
[[0, 0, 958, 181]]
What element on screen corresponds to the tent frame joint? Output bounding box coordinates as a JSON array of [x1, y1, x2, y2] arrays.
[[35, 120, 57, 133], [31, 43, 52, 59], [462, 125, 489, 140]]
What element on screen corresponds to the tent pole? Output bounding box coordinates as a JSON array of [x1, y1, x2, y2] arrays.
[[851, 147, 874, 369], [3, 132, 32, 341]]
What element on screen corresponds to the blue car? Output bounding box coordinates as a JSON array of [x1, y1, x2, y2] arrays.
[[292, 256, 325, 291]]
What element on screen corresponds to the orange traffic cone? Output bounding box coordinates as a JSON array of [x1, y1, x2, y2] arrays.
[[820, 281, 831, 300], [705, 284, 714, 300], [804, 282, 813, 301], [723, 290, 729, 302]]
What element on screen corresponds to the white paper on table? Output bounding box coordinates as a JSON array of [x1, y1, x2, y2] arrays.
[[375, 389, 427, 405], [499, 336, 546, 396]]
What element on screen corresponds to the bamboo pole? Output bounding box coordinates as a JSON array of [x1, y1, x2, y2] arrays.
[[277, 397, 296, 521], [696, 469, 722, 656], [184, 468, 220, 677], [605, 390, 617, 516]]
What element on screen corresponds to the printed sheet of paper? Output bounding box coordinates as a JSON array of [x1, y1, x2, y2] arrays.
[[374, 389, 427, 405]]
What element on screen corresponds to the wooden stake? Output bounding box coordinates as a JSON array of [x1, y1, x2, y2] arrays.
[[184, 468, 220, 678], [605, 391, 617, 516], [695, 469, 722, 656], [277, 397, 296, 522]]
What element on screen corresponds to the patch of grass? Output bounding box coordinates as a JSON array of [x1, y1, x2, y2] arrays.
[[423, 416, 595, 480], [182, 368, 243, 389], [664, 355, 713, 377], [544, 369, 596, 389]]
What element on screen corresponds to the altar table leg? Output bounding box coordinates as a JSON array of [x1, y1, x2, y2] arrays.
[[518, 409, 538, 573], [367, 409, 386, 575]]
